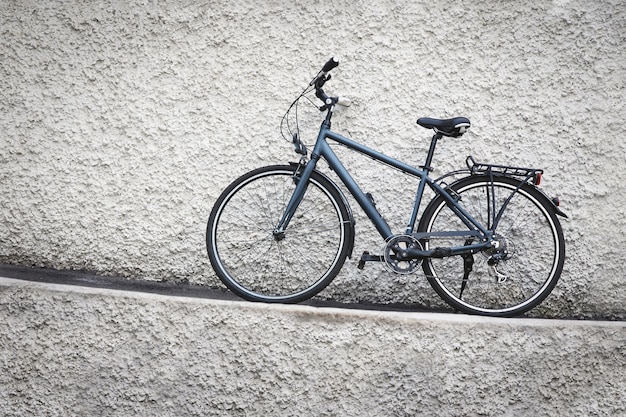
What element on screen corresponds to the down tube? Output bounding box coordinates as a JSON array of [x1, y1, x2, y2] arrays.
[[318, 141, 394, 239]]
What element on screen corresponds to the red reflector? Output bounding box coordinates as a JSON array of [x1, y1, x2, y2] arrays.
[[534, 172, 542, 186]]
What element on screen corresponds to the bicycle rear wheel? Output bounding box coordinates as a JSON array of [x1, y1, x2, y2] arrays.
[[207, 165, 352, 303], [418, 175, 565, 317]]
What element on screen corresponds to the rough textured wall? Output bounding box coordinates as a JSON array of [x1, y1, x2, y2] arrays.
[[1, 279, 625, 416], [1, 0, 625, 318]]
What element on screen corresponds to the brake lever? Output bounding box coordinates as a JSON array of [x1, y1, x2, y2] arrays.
[[314, 74, 331, 89]]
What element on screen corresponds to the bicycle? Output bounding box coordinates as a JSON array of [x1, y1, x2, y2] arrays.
[[206, 57, 567, 317]]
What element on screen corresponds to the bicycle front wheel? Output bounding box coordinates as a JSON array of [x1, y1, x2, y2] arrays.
[[418, 175, 565, 317], [207, 165, 352, 303]]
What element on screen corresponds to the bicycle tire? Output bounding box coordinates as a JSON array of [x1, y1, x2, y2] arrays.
[[418, 175, 565, 317], [207, 164, 352, 303]]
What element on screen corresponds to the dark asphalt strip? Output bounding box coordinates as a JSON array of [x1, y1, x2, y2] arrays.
[[0, 263, 438, 313]]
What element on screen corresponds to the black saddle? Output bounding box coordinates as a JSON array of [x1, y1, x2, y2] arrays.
[[417, 117, 471, 138]]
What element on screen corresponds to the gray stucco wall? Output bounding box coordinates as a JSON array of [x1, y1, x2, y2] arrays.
[[1, 278, 625, 416], [1, 1, 625, 318]]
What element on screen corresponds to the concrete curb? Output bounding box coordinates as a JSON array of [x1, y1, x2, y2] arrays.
[[1, 276, 624, 328], [1, 277, 625, 416]]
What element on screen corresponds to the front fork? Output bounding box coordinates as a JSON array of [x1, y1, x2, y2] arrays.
[[272, 158, 318, 239]]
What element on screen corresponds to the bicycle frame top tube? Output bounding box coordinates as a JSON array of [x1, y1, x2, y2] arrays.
[[276, 110, 491, 241]]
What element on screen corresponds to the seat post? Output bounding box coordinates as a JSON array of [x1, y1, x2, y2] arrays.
[[421, 133, 442, 172]]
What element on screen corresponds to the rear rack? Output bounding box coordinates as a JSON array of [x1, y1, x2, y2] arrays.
[[466, 156, 543, 184]]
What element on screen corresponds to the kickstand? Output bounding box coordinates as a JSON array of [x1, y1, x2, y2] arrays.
[[459, 253, 474, 299]]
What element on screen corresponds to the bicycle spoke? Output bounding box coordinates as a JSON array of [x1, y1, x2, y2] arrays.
[[420, 176, 564, 316], [207, 166, 350, 302]]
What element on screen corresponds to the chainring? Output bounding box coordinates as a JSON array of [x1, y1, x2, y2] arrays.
[[382, 234, 424, 274]]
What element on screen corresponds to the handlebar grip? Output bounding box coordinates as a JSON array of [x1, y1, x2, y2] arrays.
[[321, 57, 339, 73], [310, 57, 340, 87]]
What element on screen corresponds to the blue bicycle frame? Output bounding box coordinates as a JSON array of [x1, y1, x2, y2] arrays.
[[275, 110, 495, 259]]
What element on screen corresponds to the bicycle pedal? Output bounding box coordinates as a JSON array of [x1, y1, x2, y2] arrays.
[[358, 251, 383, 269]]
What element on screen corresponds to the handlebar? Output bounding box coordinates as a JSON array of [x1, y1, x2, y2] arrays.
[[310, 57, 339, 87], [281, 57, 347, 148], [310, 57, 342, 109]]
